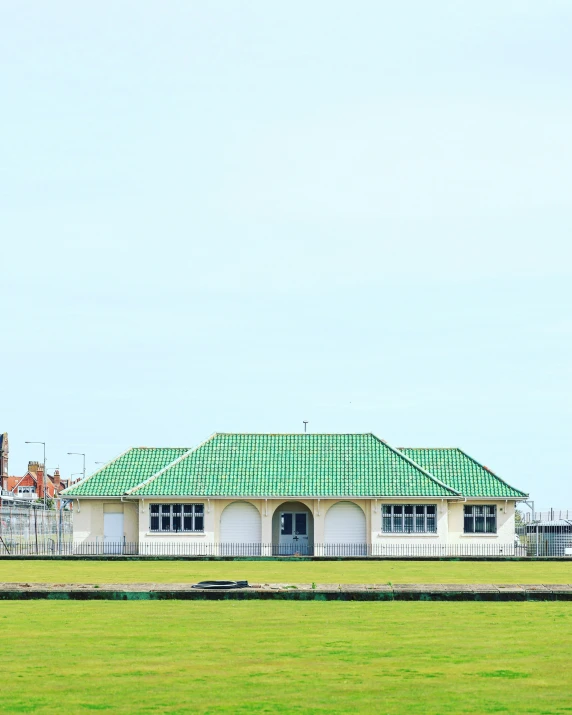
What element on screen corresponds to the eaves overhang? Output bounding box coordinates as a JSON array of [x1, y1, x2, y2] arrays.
[[70, 493, 527, 500], [119, 493, 462, 500]]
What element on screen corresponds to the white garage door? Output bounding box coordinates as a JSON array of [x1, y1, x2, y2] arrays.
[[324, 502, 367, 556], [220, 502, 262, 556]]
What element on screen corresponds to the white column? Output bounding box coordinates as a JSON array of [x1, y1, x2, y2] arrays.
[[373, 500, 380, 556], [313, 499, 325, 556], [261, 499, 273, 556]]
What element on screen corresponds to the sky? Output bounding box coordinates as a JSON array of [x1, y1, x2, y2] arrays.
[[1, 1, 571, 507]]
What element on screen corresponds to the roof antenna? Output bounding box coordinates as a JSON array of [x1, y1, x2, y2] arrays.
[[303, 421, 308, 433]]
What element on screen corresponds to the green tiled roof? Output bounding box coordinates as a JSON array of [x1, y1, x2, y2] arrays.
[[61, 447, 191, 496], [398, 448, 528, 498], [130, 433, 459, 498]]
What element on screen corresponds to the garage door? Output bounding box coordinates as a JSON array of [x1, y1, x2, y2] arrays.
[[220, 502, 262, 556], [324, 502, 367, 556]]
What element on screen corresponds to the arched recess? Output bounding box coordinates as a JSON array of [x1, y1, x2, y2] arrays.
[[324, 501, 367, 556], [220, 501, 262, 556], [271, 501, 314, 555]]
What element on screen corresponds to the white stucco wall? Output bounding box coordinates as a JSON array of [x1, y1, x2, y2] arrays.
[[121, 501, 139, 543], [72, 499, 138, 544], [447, 500, 515, 544], [370, 499, 449, 555], [72, 499, 104, 543], [137, 498, 216, 550], [73, 496, 518, 551]]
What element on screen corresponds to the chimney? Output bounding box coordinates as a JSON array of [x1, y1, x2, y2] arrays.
[[36, 464, 44, 498], [54, 469, 61, 493]]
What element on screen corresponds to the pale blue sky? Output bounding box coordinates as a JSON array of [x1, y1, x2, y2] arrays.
[[2, 1, 571, 505]]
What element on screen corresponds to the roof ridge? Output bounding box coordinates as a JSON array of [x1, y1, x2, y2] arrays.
[[132, 446, 194, 450], [371, 436, 460, 496], [214, 432, 373, 436], [399, 446, 461, 450], [126, 434, 218, 496], [400, 446, 528, 499], [454, 448, 528, 498], [61, 446, 134, 496]]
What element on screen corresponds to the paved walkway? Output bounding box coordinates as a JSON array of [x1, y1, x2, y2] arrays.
[[1, 583, 571, 600]]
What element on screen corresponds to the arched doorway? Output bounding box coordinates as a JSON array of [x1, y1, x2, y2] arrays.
[[220, 501, 262, 555], [272, 501, 314, 555], [324, 501, 367, 556]]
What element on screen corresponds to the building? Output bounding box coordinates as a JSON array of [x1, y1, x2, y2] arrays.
[[2, 461, 68, 505], [62, 433, 528, 555], [0, 433, 8, 481]]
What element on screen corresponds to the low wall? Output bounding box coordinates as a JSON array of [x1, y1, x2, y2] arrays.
[[0, 582, 571, 601]]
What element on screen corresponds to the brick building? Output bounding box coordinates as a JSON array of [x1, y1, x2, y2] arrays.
[[2, 464, 68, 505], [0, 432, 68, 504]]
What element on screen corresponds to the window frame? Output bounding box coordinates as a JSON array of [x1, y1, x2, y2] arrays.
[[463, 504, 497, 534], [280, 512, 308, 537], [149, 503, 205, 533], [381, 504, 437, 533]]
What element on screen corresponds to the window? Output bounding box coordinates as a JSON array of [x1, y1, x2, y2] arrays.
[[281, 513, 293, 535], [295, 513, 307, 536], [149, 503, 204, 532], [464, 505, 496, 533], [281, 512, 308, 536], [382, 505, 437, 533], [17, 486, 35, 494]]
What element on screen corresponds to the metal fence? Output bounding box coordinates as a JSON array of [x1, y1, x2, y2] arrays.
[[0, 506, 73, 555], [522, 510, 572, 522], [4, 539, 567, 557], [1, 518, 571, 557], [516, 521, 572, 557]]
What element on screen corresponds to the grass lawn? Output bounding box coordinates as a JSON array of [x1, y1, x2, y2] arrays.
[[0, 601, 571, 713], [0, 559, 570, 584]]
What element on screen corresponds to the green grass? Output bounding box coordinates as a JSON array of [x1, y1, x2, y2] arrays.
[[0, 559, 570, 584], [0, 601, 571, 713]]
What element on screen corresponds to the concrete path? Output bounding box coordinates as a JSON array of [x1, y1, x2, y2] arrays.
[[0, 583, 571, 600]]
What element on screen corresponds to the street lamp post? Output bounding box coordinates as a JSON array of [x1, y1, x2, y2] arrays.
[[25, 441, 46, 509], [67, 453, 86, 483]]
